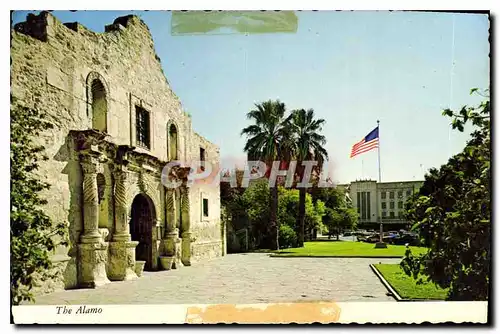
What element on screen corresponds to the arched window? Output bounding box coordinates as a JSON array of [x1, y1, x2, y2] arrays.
[[168, 123, 178, 160], [91, 79, 107, 132]]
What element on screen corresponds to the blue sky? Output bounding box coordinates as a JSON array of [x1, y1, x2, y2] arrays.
[[12, 11, 490, 184]]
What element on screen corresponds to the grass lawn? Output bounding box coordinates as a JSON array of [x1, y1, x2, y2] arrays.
[[374, 263, 448, 300], [271, 241, 428, 258]]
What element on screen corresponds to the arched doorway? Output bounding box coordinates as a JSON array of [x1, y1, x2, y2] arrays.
[[130, 194, 156, 270]]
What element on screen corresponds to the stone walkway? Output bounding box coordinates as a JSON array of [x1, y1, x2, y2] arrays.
[[32, 254, 399, 305]]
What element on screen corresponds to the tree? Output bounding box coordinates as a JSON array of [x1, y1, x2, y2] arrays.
[[340, 206, 358, 236], [323, 208, 341, 239], [10, 100, 67, 305], [220, 169, 247, 230], [241, 100, 292, 250], [242, 179, 271, 249], [401, 89, 490, 301], [311, 186, 345, 210], [220, 169, 250, 252], [323, 207, 358, 240], [220, 169, 245, 206], [277, 187, 325, 248], [288, 108, 328, 247], [312, 186, 357, 240], [277, 187, 300, 232], [307, 199, 326, 240]]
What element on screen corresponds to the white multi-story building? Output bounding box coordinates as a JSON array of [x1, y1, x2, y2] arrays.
[[337, 179, 424, 229]]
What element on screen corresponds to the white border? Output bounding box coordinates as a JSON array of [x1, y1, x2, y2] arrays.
[[12, 301, 489, 324], [5, 0, 500, 10], [3, 1, 497, 332]]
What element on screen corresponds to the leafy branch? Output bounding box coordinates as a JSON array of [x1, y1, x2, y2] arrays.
[[10, 99, 68, 305], [401, 88, 490, 301]]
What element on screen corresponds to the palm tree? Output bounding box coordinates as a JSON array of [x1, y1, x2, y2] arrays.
[[289, 108, 328, 247], [241, 100, 292, 250]]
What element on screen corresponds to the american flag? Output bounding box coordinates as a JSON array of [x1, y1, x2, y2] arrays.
[[350, 126, 379, 158]]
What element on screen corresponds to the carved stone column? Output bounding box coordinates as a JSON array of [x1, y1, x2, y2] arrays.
[[80, 155, 102, 244], [113, 166, 132, 242], [108, 165, 139, 281], [165, 189, 177, 233], [159, 188, 182, 270], [164, 189, 178, 256], [78, 154, 110, 288], [180, 185, 192, 266]]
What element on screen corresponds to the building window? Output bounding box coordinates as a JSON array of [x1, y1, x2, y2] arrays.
[[381, 192, 386, 199], [361, 192, 366, 220], [357, 192, 361, 214], [389, 191, 394, 199], [200, 147, 206, 171], [406, 189, 412, 197], [382, 211, 387, 218], [390, 211, 395, 219], [398, 201, 403, 209], [200, 147, 206, 162], [381, 202, 386, 210], [202, 198, 209, 217], [136, 106, 150, 149], [366, 192, 371, 220], [390, 201, 395, 209], [398, 211, 403, 219], [168, 123, 178, 160], [91, 79, 107, 132], [358, 191, 371, 220], [398, 191, 403, 198]]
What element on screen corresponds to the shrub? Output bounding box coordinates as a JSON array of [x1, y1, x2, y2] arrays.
[[10, 100, 67, 305], [279, 224, 298, 249], [401, 89, 490, 301]]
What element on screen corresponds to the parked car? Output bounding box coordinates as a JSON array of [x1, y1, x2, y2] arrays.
[[364, 233, 380, 243], [359, 232, 398, 244], [353, 230, 365, 237], [357, 234, 368, 242], [384, 233, 398, 244], [393, 233, 421, 246]]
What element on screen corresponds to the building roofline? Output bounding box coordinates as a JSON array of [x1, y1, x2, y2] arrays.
[[343, 179, 425, 185]]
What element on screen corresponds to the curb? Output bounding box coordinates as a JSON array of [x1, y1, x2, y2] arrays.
[[369, 264, 404, 301], [269, 254, 404, 259]]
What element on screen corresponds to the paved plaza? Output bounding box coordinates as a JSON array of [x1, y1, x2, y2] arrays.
[[32, 254, 399, 305]]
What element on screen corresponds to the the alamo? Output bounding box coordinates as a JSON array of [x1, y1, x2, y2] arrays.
[[11, 11, 225, 293]]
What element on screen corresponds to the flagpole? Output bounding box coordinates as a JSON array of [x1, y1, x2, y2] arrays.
[[361, 159, 364, 179], [376, 119, 386, 248], [377, 120, 381, 183]]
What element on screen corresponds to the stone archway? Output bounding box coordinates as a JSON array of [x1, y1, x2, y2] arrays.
[[86, 71, 109, 133], [130, 193, 156, 270], [167, 121, 179, 161]]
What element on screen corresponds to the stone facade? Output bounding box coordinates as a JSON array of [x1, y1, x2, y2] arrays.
[[11, 12, 224, 293]]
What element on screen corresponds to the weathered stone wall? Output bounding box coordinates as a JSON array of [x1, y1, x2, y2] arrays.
[[188, 132, 223, 263], [11, 11, 222, 293]]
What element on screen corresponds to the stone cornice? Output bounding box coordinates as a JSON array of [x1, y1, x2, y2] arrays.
[[70, 130, 191, 181]]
